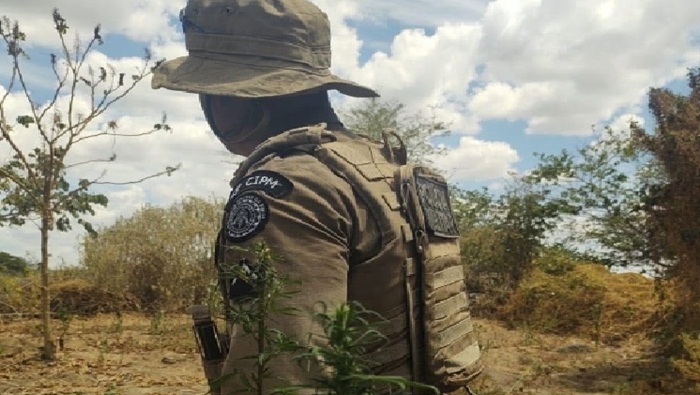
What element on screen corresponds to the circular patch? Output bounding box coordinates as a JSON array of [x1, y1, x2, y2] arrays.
[[225, 193, 269, 242]]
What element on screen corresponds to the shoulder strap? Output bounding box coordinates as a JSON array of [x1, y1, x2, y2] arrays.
[[229, 123, 335, 187], [315, 140, 399, 246]]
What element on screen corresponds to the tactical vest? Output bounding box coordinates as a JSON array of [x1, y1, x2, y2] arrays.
[[220, 124, 483, 391]]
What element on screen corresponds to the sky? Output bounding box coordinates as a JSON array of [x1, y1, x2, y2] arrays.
[[1, 0, 699, 266]]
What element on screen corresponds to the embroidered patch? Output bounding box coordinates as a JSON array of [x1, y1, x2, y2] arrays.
[[414, 171, 460, 238], [231, 170, 294, 199], [225, 193, 269, 242]]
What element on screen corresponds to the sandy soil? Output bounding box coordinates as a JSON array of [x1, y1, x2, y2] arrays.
[[0, 314, 692, 395]]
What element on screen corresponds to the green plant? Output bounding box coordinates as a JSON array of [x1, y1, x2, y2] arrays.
[[215, 242, 302, 395], [97, 338, 109, 365], [286, 301, 439, 395], [149, 309, 164, 335], [56, 306, 73, 351], [110, 311, 124, 335], [103, 384, 120, 395]]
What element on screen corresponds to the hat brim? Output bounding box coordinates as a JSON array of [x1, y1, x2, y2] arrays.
[[151, 55, 379, 99]]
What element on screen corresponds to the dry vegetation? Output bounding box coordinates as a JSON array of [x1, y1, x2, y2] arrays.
[[501, 264, 658, 343], [1, 262, 696, 395], [1, 313, 207, 395]]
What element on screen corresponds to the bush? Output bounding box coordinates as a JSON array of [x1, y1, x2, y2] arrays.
[[81, 197, 221, 312], [50, 279, 140, 316], [499, 264, 657, 342], [499, 266, 606, 336], [673, 333, 700, 392], [0, 274, 39, 314], [532, 246, 576, 276]]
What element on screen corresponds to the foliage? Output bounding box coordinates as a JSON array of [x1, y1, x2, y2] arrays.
[[216, 242, 302, 395], [633, 69, 700, 295], [0, 11, 175, 232], [0, 274, 38, 313], [629, 70, 700, 389], [81, 197, 221, 312], [523, 126, 657, 269], [340, 98, 449, 165], [452, 187, 498, 231], [459, 176, 577, 305], [0, 10, 177, 359], [0, 251, 31, 275], [288, 302, 438, 395], [49, 278, 140, 316], [531, 246, 577, 276], [498, 177, 578, 282]]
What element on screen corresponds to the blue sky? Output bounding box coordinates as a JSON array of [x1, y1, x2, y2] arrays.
[[1, 0, 700, 266]]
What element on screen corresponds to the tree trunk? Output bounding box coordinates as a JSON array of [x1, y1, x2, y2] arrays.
[[40, 209, 55, 360]]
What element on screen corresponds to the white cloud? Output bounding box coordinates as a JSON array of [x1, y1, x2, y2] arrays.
[[348, 23, 483, 134], [7, 0, 699, 138], [311, 0, 364, 77], [0, 0, 184, 47], [607, 112, 644, 134], [472, 0, 700, 134], [431, 137, 519, 181]]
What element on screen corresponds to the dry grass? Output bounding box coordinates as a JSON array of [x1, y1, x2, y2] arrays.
[[0, 313, 206, 395], [499, 264, 657, 344], [1, 262, 696, 394], [0, 313, 695, 395]]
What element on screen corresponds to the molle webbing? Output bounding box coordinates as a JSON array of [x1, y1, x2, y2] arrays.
[[314, 141, 399, 246], [314, 139, 416, 373], [398, 165, 483, 389]]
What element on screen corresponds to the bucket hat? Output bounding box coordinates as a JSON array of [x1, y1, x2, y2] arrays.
[[151, 0, 379, 98]]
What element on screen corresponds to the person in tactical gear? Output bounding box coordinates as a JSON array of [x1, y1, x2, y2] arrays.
[[152, 0, 483, 394]]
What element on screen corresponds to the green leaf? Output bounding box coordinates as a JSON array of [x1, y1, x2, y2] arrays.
[[16, 115, 35, 127]]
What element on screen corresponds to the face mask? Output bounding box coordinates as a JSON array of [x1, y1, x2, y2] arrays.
[[199, 94, 270, 150]]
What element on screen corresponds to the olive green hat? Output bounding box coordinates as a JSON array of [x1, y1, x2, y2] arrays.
[[151, 0, 379, 98]]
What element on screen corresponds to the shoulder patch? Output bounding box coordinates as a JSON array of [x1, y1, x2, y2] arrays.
[[414, 172, 460, 238], [231, 170, 294, 199], [225, 193, 269, 242]]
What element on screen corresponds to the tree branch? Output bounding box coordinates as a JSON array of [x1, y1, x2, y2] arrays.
[[92, 164, 181, 186], [73, 127, 163, 144], [0, 168, 32, 194], [65, 155, 116, 170]]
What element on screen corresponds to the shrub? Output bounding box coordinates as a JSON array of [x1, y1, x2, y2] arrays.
[[499, 266, 606, 335], [50, 279, 140, 316], [673, 333, 700, 392], [0, 274, 39, 314], [81, 197, 221, 312], [499, 264, 657, 342]]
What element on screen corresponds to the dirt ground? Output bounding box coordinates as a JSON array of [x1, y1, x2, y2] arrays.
[[0, 314, 693, 395]]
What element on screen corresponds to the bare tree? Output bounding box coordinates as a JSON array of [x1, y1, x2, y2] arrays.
[[0, 10, 178, 360]]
